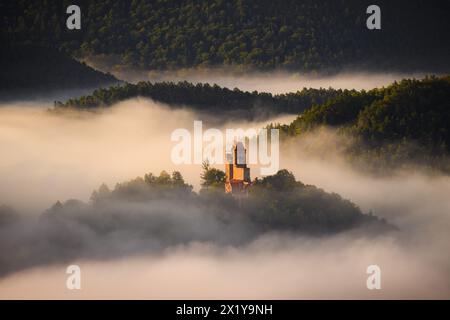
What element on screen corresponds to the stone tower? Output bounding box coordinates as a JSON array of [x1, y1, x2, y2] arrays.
[[225, 142, 251, 196]]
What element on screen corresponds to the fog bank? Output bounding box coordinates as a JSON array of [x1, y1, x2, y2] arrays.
[[1, 98, 449, 299], [81, 59, 429, 93], [0, 233, 449, 299]]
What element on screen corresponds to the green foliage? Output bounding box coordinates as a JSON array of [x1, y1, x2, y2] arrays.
[[252, 169, 303, 191], [90, 170, 193, 203], [247, 170, 371, 231], [2, 0, 449, 72], [353, 78, 450, 151], [282, 76, 450, 148], [200, 161, 226, 190]]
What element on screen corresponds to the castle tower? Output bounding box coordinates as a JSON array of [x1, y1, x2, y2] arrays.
[[225, 142, 251, 196]]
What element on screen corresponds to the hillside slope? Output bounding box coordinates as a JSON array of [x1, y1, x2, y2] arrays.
[[0, 44, 118, 98], [278, 76, 450, 172]]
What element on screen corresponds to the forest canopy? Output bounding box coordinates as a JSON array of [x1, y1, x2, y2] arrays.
[[61, 169, 387, 235], [2, 0, 449, 73], [275, 76, 450, 172], [0, 43, 118, 97]]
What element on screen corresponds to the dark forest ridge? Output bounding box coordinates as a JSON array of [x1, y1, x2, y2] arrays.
[[57, 80, 344, 118], [2, 0, 449, 73], [0, 169, 389, 277], [279, 76, 450, 149], [0, 44, 118, 98]]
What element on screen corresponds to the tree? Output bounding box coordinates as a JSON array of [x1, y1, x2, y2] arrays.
[[200, 161, 226, 188], [90, 183, 111, 203]]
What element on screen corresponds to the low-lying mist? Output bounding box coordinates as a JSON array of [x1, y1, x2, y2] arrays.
[[0, 98, 449, 299], [81, 60, 430, 93], [1, 233, 449, 299], [142, 70, 429, 93]]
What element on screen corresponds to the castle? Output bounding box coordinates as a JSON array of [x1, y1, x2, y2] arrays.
[[225, 142, 251, 196]]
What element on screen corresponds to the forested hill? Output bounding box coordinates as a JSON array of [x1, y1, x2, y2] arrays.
[[56, 81, 344, 119], [276, 76, 450, 172], [0, 169, 389, 276], [0, 44, 118, 97], [2, 0, 449, 73]]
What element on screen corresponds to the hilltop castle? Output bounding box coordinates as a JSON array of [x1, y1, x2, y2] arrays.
[[225, 142, 251, 196]]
